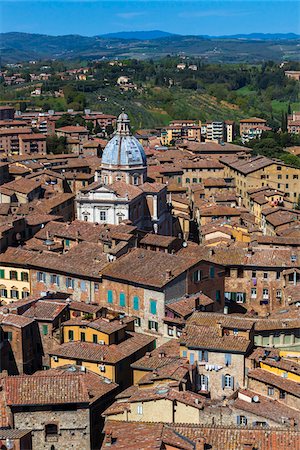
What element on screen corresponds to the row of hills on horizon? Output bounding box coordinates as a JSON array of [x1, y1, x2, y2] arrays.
[[1, 31, 300, 63]]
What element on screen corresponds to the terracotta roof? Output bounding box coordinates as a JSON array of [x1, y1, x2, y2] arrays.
[[131, 340, 181, 371], [0, 178, 41, 195], [101, 248, 197, 289], [240, 117, 267, 123], [104, 387, 204, 416], [50, 331, 155, 364], [180, 324, 251, 353], [166, 292, 214, 318], [0, 313, 34, 328], [22, 300, 67, 321], [56, 126, 88, 133], [248, 368, 300, 397], [221, 155, 273, 175], [102, 421, 194, 450], [4, 369, 117, 406], [234, 389, 300, 424], [62, 316, 133, 334], [139, 233, 178, 247], [172, 424, 300, 450]]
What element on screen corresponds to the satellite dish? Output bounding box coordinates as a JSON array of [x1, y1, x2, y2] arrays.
[[182, 241, 188, 248], [252, 395, 259, 403]]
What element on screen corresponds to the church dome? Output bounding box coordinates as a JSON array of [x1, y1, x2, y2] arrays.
[[101, 111, 147, 167]]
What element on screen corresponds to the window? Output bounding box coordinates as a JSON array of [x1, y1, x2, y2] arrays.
[[137, 404, 143, 415], [267, 386, 274, 396], [134, 317, 141, 327], [42, 325, 48, 336], [9, 270, 18, 280], [225, 353, 232, 366], [50, 274, 60, 286], [293, 175, 298, 179], [133, 175, 139, 185], [84, 216, 88, 222], [168, 326, 174, 336], [192, 178, 197, 183], [65, 239, 70, 247], [37, 271, 46, 283], [198, 350, 208, 362], [279, 390, 286, 399], [215, 290, 221, 302], [263, 288, 269, 299], [94, 283, 99, 292], [107, 290, 113, 304], [237, 415, 247, 426], [99, 211, 107, 222], [276, 289, 282, 298], [263, 272, 268, 279], [252, 271, 256, 278], [223, 374, 234, 389], [0, 269, 4, 279], [133, 296, 139, 311], [80, 281, 87, 291], [209, 266, 215, 279], [119, 292, 126, 307], [68, 330, 74, 341], [45, 424, 58, 437], [251, 288, 257, 299], [182, 350, 187, 357], [276, 271, 281, 280], [193, 270, 202, 283], [21, 272, 28, 282], [0, 288, 7, 298], [22, 289, 29, 299], [277, 166, 282, 171], [4, 331, 12, 341], [236, 292, 246, 304], [80, 332, 85, 342], [148, 320, 158, 332], [93, 334, 98, 344], [278, 174, 282, 180], [286, 184, 289, 189], [186, 178, 190, 183], [66, 278, 74, 289], [150, 299, 157, 315], [10, 289, 19, 299], [189, 352, 195, 364]]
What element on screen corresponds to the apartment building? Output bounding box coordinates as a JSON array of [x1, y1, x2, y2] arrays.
[[239, 117, 270, 143], [288, 111, 300, 134], [221, 155, 300, 205]]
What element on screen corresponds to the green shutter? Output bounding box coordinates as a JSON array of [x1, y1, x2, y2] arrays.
[[119, 292, 126, 307], [150, 300, 157, 315], [42, 325, 48, 335], [133, 296, 139, 311], [107, 290, 113, 304], [0, 269, 5, 279]]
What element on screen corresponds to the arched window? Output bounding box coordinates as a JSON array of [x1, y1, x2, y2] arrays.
[[186, 178, 190, 183], [45, 423, 58, 436], [22, 287, 30, 298]]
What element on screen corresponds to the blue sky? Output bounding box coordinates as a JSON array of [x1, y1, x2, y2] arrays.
[[1, 1, 299, 36]]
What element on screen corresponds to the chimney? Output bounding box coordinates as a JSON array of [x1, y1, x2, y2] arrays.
[[195, 437, 206, 450], [165, 269, 172, 281], [216, 321, 223, 337], [104, 431, 113, 446]]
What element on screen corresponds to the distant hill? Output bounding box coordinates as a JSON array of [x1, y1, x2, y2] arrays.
[[214, 33, 300, 40], [100, 30, 175, 40], [1, 31, 300, 63]]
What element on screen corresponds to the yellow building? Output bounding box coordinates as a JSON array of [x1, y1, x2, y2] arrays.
[[50, 316, 155, 388], [0, 265, 30, 304], [222, 155, 300, 206]]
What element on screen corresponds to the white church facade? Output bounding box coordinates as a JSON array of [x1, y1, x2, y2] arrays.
[[76, 111, 172, 235]]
